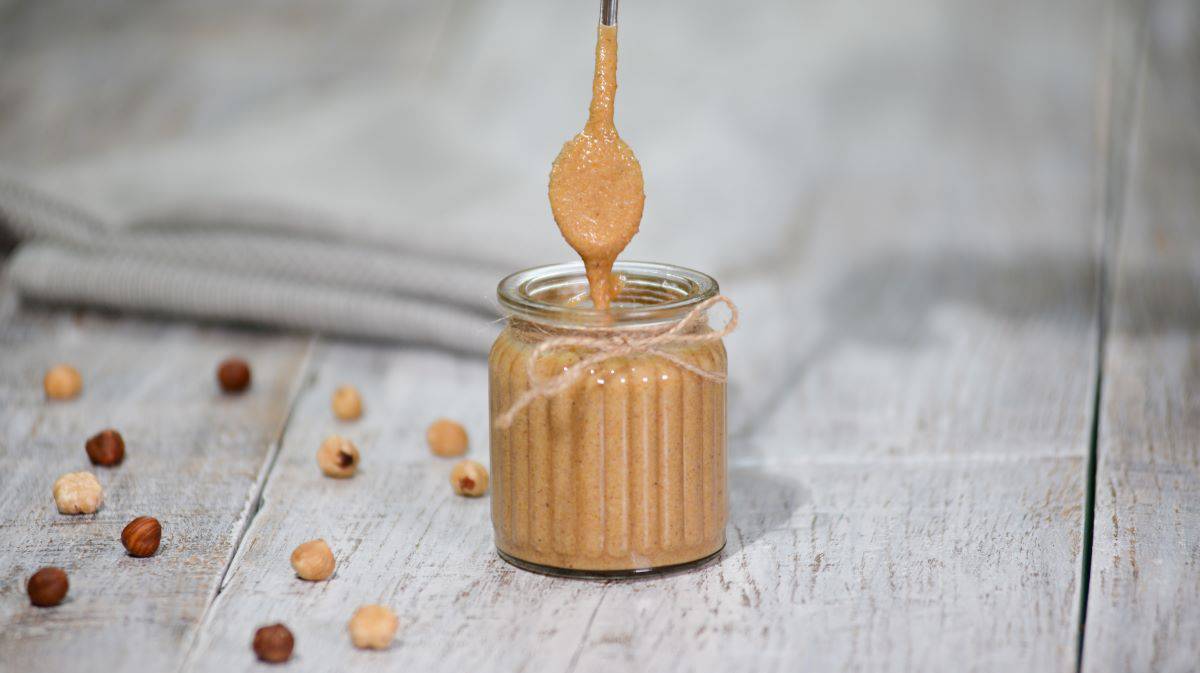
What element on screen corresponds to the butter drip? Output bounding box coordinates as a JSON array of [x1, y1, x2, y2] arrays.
[[548, 25, 645, 310]]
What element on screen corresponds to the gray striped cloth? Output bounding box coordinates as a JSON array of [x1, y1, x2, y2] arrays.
[[0, 175, 504, 354]]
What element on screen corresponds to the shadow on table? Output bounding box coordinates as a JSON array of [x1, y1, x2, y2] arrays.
[[723, 466, 808, 557]]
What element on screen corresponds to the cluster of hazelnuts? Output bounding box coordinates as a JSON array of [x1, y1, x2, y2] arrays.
[[252, 379, 488, 662], [31, 359, 247, 607], [245, 540, 401, 662], [30, 428, 162, 608], [24, 520, 156, 609], [317, 386, 489, 498], [29, 359, 229, 608], [36, 356, 490, 663]]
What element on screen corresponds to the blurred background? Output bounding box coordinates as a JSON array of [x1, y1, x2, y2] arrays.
[[0, 0, 1191, 355]]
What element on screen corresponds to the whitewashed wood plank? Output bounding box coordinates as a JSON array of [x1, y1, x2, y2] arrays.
[[184, 295, 1098, 673], [0, 0, 458, 167], [182, 344, 520, 672], [181, 0, 1115, 670], [0, 307, 311, 671], [1082, 0, 1200, 670]]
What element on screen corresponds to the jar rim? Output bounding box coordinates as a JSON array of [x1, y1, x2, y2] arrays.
[[497, 261, 719, 327]]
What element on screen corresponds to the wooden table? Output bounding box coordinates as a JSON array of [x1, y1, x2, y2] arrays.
[[0, 0, 1197, 671]]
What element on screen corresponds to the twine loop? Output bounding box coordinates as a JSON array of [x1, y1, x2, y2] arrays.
[[495, 295, 738, 428]]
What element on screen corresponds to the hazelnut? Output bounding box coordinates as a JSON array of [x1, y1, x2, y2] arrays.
[[290, 539, 335, 581], [426, 418, 468, 457], [253, 623, 294, 663], [43, 364, 82, 400], [450, 460, 488, 497], [121, 516, 162, 557], [331, 385, 363, 421], [27, 567, 69, 607], [217, 357, 252, 393], [348, 604, 399, 650], [317, 435, 359, 478], [85, 429, 125, 466], [53, 471, 103, 514]]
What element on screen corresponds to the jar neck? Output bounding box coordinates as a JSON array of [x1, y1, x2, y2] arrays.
[[497, 261, 719, 330], [506, 314, 712, 341]]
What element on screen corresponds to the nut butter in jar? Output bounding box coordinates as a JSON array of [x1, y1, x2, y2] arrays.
[[490, 261, 730, 577]]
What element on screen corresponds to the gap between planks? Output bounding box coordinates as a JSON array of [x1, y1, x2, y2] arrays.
[[179, 335, 319, 670], [1074, 0, 1150, 669]]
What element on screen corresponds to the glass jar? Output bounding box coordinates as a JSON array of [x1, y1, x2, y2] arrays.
[[489, 261, 728, 577]]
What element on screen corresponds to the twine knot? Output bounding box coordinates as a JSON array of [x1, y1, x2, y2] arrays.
[[495, 295, 738, 429]]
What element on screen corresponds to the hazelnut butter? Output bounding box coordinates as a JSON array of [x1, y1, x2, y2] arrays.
[[489, 263, 728, 576], [548, 23, 644, 310], [489, 17, 731, 576]]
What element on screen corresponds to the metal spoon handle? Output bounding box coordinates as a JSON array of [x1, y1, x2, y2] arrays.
[[600, 0, 618, 26]]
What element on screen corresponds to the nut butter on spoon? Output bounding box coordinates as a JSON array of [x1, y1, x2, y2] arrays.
[[548, 0, 644, 310]]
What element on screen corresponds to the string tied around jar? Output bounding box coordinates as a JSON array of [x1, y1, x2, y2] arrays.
[[495, 294, 738, 429]]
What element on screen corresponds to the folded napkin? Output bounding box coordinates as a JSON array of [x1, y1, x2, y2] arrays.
[[0, 1, 760, 354], [0, 174, 506, 354]]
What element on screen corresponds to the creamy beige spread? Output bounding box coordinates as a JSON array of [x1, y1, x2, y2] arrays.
[[548, 24, 645, 310], [491, 21, 725, 574], [490, 325, 727, 571]]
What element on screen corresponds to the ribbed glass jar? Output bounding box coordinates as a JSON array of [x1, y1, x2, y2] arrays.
[[489, 261, 728, 577]]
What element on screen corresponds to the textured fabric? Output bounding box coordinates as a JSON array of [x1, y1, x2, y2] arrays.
[[0, 1, 764, 354], [0, 175, 504, 354]]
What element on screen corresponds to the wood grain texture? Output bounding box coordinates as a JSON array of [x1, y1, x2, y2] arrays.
[[0, 307, 310, 671], [181, 1, 1111, 668], [1082, 0, 1200, 670]]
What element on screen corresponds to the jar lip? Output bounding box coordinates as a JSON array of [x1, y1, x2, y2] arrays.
[[497, 261, 719, 327]]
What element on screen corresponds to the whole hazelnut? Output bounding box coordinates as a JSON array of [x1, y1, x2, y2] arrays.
[[253, 623, 294, 663], [426, 418, 468, 457], [290, 539, 335, 581], [27, 567, 69, 607], [450, 460, 489, 497], [43, 364, 82, 400], [331, 385, 363, 421], [217, 357, 252, 393], [348, 604, 399, 650], [121, 516, 162, 557], [53, 471, 103, 514], [85, 429, 125, 466], [317, 435, 359, 478]]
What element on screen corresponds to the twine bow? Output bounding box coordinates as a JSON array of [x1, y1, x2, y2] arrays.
[[495, 295, 738, 429]]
